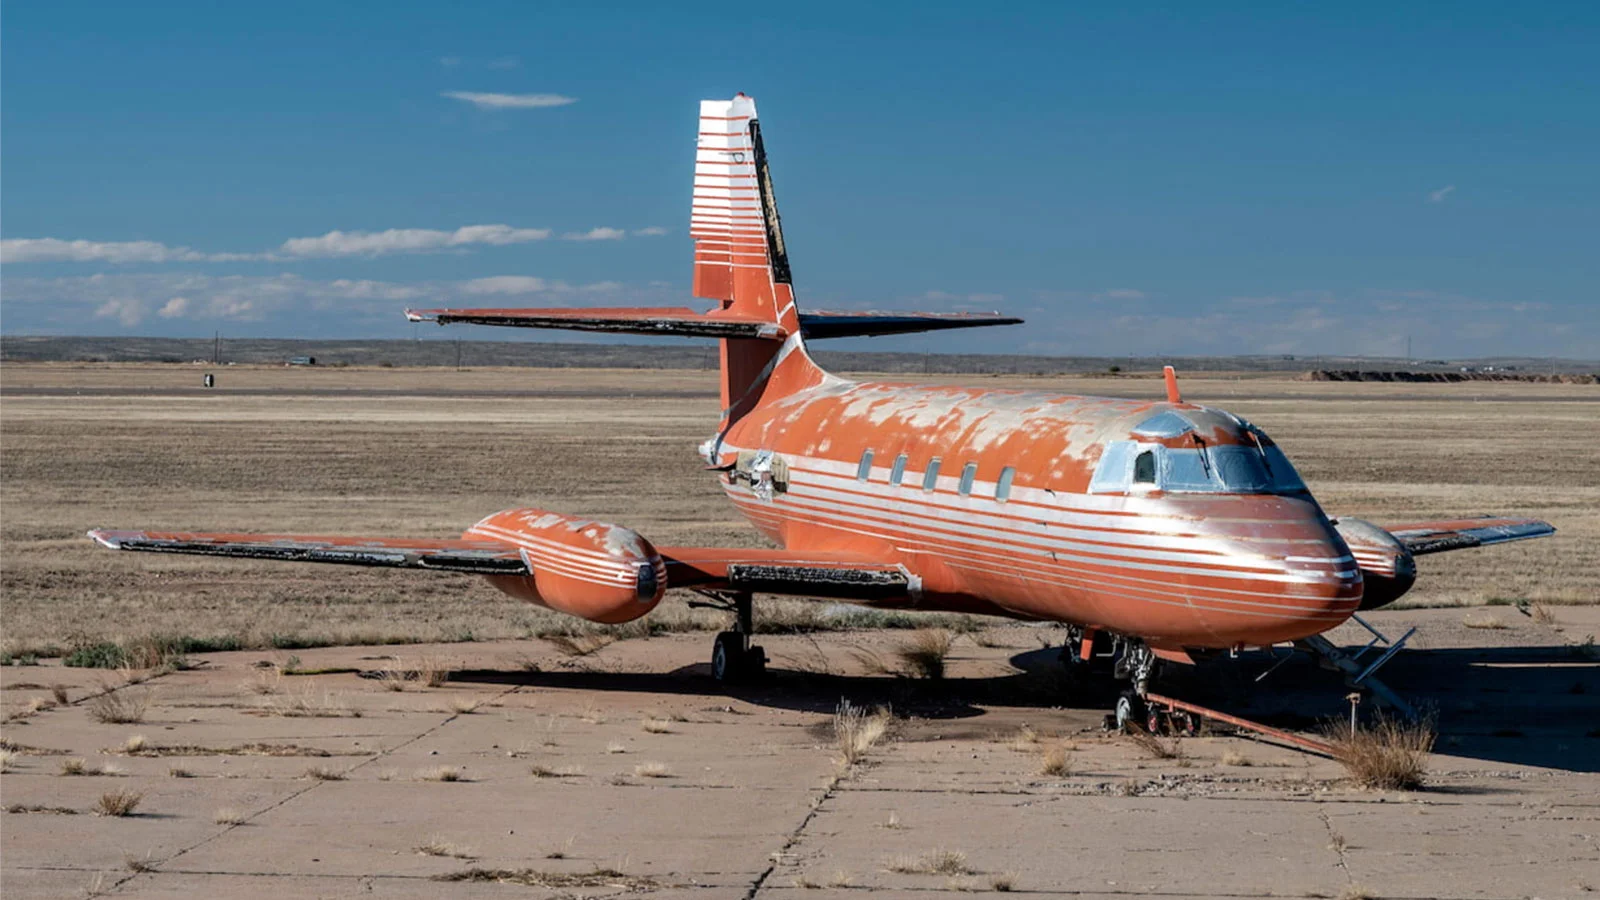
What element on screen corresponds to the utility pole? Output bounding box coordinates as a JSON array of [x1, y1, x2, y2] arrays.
[[213, 331, 220, 364]]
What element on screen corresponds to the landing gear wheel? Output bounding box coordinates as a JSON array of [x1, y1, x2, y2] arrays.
[[1114, 692, 1144, 733], [1146, 706, 1164, 735], [711, 632, 766, 683], [1178, 711, 1201, 737]]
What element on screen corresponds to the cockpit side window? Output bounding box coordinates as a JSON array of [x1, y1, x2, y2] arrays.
[[1132, 450, 1156, 484]]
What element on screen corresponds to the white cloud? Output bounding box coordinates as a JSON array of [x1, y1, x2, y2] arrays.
[[158, 296, 192, 318], [562, 227, 626, 242], [440, 91, 576, 110], [94, 297, 146, 326], [278, 224, 551, 258], [1428, 185, 1457, 203], [1, 238, 209, 264], [633, 226, 668, 236], [461, 276, 550, 295]]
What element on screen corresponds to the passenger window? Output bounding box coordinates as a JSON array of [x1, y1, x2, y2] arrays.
[[890, 453, 908, 486], [922, 457, 941, 492], [958, 462, 977, 496], [996, 466, 1015, 502], [856, 449, 874, 482], [1133, 450, 1156, 484]]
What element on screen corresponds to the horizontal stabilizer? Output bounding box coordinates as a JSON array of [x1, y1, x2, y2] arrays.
[[798, 309, 1023, 340], [406, 307, 785, 339], [1383, 517, 1555, 556], [88, 529, 528, 575]]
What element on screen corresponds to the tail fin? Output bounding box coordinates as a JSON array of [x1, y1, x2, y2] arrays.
[[406, 93, 1021, 417], [689, 93, 820, 413]]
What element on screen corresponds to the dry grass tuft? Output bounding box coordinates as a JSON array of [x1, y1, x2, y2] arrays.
[[605, 741, 627, 754], [417, 836, 477, 859], [301, 765, 346, 781], [1530, 604, 1558, 625], [168, 766, 194, 778], [448, 697, 482, 715], [1463, 614, 1508, 630], [884, 849, 974, 876], [632, 761, 673, 778], [896, 629, 955, 679], [27, 696, 56, 714], [1220, 749, 1253, 767], [990, 872, 1018, 892], [1323, 715, 1436, 790], [529, 764, 583, 778], [420, 653, 451, 688], [417, 765, 465, 782], [214, 807, 246, 825], [834, 700, 892, 766], [60, 758, 116, 776], [88, 688, 150, 724], [51, 683, 70, 705], [125, 852, 158, 873], [0, 749, 15, 772], [881, 811, 904, 829], [545, 633, 615, 658], [640, 717, 675, 734], [1038, 744, 1073, 777], [1338, 885, 1377, 900], [122, 734, 148, 754], [263, 686, 358, 718], [433, 866, 656, 890], [1007, 726, 1039, 751], [1124, 725, 1187, 761], [94, 789, 143, 817]]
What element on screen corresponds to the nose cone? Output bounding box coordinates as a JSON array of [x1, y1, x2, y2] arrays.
[[1167, 493, 1361, 646]]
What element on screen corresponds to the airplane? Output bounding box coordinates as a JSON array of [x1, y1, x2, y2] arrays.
[[90, 93, 1554, 728]]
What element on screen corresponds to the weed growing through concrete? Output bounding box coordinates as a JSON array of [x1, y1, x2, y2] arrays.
[[1038, 744, 1072, 777], [417, 836, 477, 859], [88, 688, 150, 724], [1463, 614, 1508, 630], [1221, 749, 1253, 766], [302, 765, 346, 781], [95, 789, 142, 817], [546, 634, 615, 658], [640, 717, 674, 734], [51, 684, 70, 705], [214, 807, 246, 825], [417, 765, 465, 782], [885, 849, 974, 876], [896, 629, 954, 679], [834, 700, 891, 766], [1323, 715, 1436, 790], [990, 872, 1018, 891], [1125, 725, 1187, 762], [632, 761, 672, 778]]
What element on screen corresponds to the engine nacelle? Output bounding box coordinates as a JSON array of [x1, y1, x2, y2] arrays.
[[465, 508, 666, 624], [1334, 517, 1417, 610]]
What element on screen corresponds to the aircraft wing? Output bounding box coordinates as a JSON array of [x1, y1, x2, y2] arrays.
[[87, 529, 529, 575], [88, 529, 916, 603], [660, 547, 915, 601], [1381, 517, 1556, 556], [405, 306, 783, 339]]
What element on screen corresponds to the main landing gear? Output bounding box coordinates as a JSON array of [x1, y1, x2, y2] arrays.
[[691, 590, 767, 683]]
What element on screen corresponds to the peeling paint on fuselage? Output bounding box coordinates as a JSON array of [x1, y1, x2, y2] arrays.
[[712, 376, 1362, 649]]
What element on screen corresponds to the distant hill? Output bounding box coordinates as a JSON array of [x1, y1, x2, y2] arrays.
[[3, 335, 1594, 376]]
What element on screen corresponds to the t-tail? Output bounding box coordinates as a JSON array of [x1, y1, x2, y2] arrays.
[[407, 92, 1021, 424]]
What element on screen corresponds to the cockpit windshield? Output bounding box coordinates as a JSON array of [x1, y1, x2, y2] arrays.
[[1088, 413, 1308, 495]]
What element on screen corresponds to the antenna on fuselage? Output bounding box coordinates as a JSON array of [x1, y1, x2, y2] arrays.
[[1163, 365, 1182, 404]]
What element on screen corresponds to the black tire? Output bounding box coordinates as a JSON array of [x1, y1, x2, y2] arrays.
[[746, 644, 767, 679], [1114, 692, 1142, 732], [711, 632, 743, 682]]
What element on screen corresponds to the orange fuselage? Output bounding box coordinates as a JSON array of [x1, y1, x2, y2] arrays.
[[711, 376, 1363, 650]]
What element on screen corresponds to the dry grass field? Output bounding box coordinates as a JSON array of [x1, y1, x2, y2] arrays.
[[1, 362, 1595, 660]]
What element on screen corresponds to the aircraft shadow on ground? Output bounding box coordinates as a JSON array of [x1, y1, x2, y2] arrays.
[[453, 642, 1599, 772]]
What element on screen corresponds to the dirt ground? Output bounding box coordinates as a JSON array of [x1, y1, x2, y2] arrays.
[[1, 364, 1594, 654], [2, 363, 1598, 898]]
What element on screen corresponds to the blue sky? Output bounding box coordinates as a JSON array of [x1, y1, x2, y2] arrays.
[[3, 2, 1596, 358]]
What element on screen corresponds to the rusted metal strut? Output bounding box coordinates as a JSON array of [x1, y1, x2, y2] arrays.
[[1142, 691, 1339, 757]]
